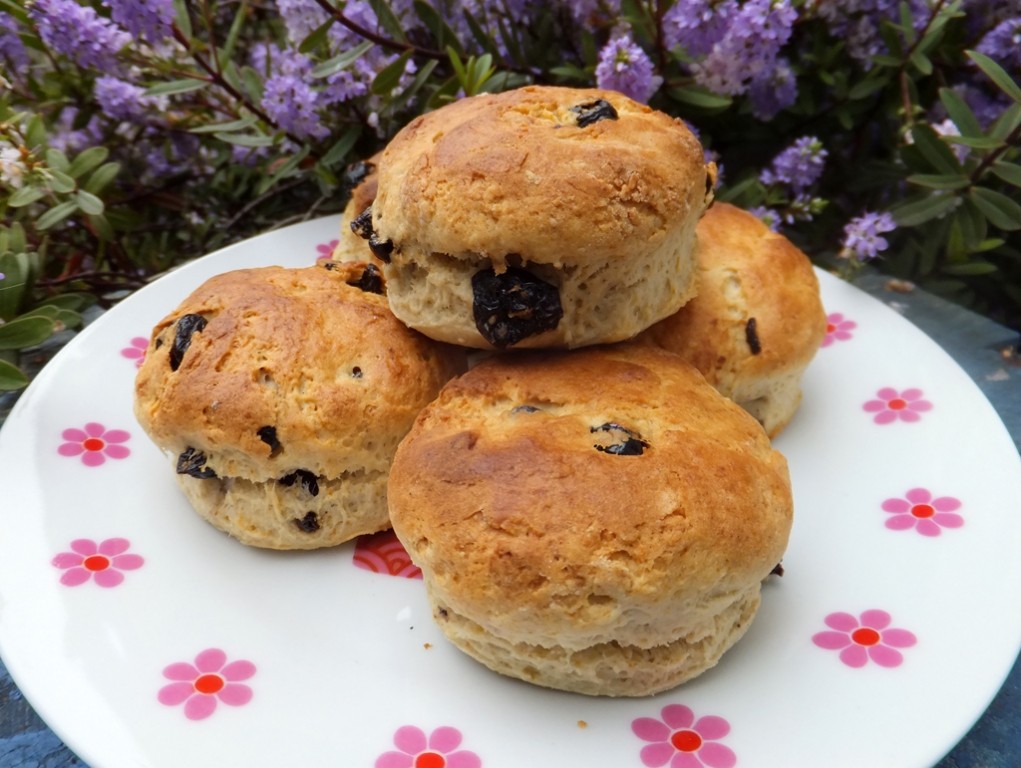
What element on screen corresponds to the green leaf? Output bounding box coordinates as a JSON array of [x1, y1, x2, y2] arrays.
[[47, 169, 76, 194], [414, 0, 464, 55], [909, 124, 963, 174], [7, 186, 45, 208], [945, 135, 1004, 150], [906, 173, 969, 190], [75, 189, 104, 216], [549, 64, 589, 82], [0, 359, 28, 391], [189, 115, 259, 134], [36, 200, 78, 230], [909, 49, 932, 75], [970, 187, 1021, 231], [214, 132, 274, 147], [321, 123, 363, 167], [173, 0, 192, 38], [386, 58, 438, 114], [666, 86, 733, 110], [371, 50, 412, 95], [44, 148, 70, 173], [991, 161, 1021, 187], [311, 40, 375, 79], [83, 162, 120, 194], [255, 146, 310, 195], [299, 18, 334, 54], [145, 78, 209, 97], [942, 260, 998, 276], [990, 102, 1021, 141], [0, 316, 56, 350], [967, 50, 1021, 104], [848, 72, 891, 100], [890, 192, 960, 226], [938, 87, 982, 137], [67, 146, 109, 179], [366, 0, 407, 43], [35, 293, 92, 312]]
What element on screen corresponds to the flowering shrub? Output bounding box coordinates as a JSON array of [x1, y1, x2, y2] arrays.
[[1, 0, 1019, 389]]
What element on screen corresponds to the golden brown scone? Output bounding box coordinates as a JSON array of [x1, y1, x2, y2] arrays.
[[331, 153, 384, 264], [637, 203, 826, 437], [388, 344, 792, 696], [134, 262, 466, 549], [360, 85, 716, 350]]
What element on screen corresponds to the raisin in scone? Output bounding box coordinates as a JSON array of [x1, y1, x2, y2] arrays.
[[359, 85, 716, 350], [330, 153, 384, 264], [134, 262, 466, 550], [388, 344, 792, 696], [637, 203, 826, 437]]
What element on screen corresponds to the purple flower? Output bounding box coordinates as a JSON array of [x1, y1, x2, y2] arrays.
[[840, 211, 896, 261], [817, 0, 929, 66], [691, 0, 796, 97], [663, 0, 739, 57], [94, 76, 164, 122], [262, 72, 327, 140], [102, 0, 174, 43], [0, 13, 30, 70], [977, 18, 1021, 71], [748, 206, 781, 231], [595, 33, 662, 103], [29, 0, 130, 72], [277, 0, 330, 45], [748, 57, 797, 119], [759, 136, 827, 193]]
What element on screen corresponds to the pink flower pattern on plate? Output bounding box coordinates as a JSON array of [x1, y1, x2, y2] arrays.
[[121, 336, 149, 367], [52, 538, 144, 587], [157, 648, 255, 721], [882, 487, 963, 536], [863, 387, 933, 424], [376, 725, 481, 768], [316, 239, 339, 261], [812, 609, 917, 668], [354, 530, 423, 579], [632, 704, 736, 768], [57, 422, 131, 466], [821, 312, 856, 347]]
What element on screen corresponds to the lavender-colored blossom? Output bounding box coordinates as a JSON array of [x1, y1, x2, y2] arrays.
[[841, 211, 896, 261], [595, 33, 662, 103], [47, 108, 105, 155], [748, 57, 797, 119], [94, 76, 164, 122], [749, 205, 781, 231], [276, 0, 329, 46], [690, 0, 796, 97], [102, 0, 174, 43], [976, 18, 1021, 71], [760, 136, 827, 193], [662, 0, 739, 56], [564, 0, 622, 29], [0, 13, 30, 70], [29, 0, 130, 72], [817, 0, 929, 66], [932, 118, 969, 164], [262, 71, 328, 140]]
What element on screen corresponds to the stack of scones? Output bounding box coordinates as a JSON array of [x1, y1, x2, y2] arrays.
[[134, 85, 826, 697]]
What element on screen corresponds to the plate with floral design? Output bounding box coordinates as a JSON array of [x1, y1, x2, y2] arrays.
[[0, 217, 1019, 768]]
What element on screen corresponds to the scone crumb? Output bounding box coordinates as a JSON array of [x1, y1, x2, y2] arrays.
[[424, 643, 433, 650], [577, 720, 588, 729]]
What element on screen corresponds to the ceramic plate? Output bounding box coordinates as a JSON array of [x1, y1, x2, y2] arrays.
[[1, 217, 1019, 768]]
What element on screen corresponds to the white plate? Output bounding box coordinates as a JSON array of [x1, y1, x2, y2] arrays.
[[1, 217, 1019, 768]]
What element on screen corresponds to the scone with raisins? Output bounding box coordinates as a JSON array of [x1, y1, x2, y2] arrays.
[[330, 153, 384, 264], [388, 344, 792, 696], [637, 202, 826, 437], [358, 85, 716, 350], [134, 262, 466, 550]]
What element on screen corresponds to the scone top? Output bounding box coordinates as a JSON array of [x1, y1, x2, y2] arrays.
[[371, 85, 715, 268]]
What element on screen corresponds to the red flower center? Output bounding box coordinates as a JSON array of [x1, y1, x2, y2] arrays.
[[194, 673, 225, 695], [82, 437, 105, 452], [670, 729, 703, 752], [911, 503, 935, 518], [852, 628, 881, 646], [887, 398, 908, 410], [826, 323, 836, 334], [415, 752, 446, 768], [83, 555, 110, 572]]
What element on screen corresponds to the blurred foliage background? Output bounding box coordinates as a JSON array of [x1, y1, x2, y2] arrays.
[[1, 0, 1019, 389]]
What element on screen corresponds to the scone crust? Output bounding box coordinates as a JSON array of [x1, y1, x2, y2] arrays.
[[372, 85, 714, 268], [640, 203, 826, 434], [134, 262, 465, 481], [388, 345, 792, 666]]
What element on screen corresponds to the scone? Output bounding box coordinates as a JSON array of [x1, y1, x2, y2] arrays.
[[134, 261, 465, 549], [638, 203, 826, 437], [330, 153, 383, 263], [359, 85, 716, 350], [388, 344, 792, 696]]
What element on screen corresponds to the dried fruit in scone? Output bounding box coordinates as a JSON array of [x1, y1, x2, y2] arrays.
[[364, 85, 716, 350], [134, 261, 466, 549], [388, 344, 793, 696], [637, 202, 827, 438]]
